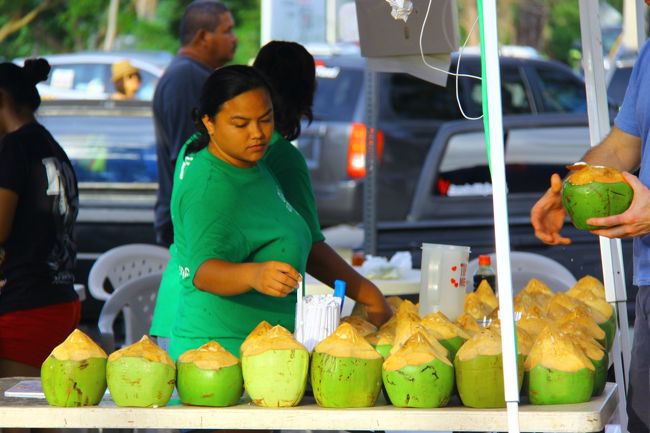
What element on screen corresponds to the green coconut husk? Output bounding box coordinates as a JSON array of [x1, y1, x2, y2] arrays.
[[41, 357, 107, 407], [177, 362, 243, 407], [383, 358, 454, 408], [528, 364, 594, 404], [106, 357, 176, 407], [242, 349, 309, 407], [311, 352, 383, 408], [454, 353, 524, 408]]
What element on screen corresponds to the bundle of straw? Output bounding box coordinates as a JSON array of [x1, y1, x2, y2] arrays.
[[295, 293, 342, 352]]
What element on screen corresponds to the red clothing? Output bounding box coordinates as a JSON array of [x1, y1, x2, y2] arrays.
[[0, 300, 81, 368]]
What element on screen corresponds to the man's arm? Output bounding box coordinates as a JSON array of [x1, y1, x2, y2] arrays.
[[580, 126, 642, 171], [0, 188, 18, 243]]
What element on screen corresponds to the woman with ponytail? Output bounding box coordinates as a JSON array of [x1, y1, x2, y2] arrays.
[[152, 65, 311, 360], [0, 59, 80, 377]]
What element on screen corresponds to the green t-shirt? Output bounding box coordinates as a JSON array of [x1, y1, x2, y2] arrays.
[[155, 143, 311, 360], [264, 131, 325, 243], [150, 132, 325, 343]]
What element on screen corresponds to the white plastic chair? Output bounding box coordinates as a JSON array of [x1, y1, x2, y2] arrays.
[[88, 243, 169, 344], [466, 251, 577, 294], [97, 272, 162, 353]]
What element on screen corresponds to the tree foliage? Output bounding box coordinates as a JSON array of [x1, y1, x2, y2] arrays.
[[0, 0, 260, 65]]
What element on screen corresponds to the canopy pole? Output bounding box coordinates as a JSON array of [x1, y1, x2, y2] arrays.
[[363, 70, 379, 256], [578, 0, 630, 429], [477, 2, 519, 433]]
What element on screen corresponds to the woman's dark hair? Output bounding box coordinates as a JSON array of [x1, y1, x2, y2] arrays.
[[0, 58, 50, 113], [189, 64, 274, 154], [253, 41, 315, 141]]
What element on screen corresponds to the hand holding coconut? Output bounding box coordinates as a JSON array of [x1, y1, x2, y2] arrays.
[[584, 171, 650, 239]]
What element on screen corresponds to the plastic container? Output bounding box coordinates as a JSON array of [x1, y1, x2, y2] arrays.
[[418, 243, 470, 320]]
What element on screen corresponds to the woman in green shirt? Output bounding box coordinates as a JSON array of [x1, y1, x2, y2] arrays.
[[162, 65, 311, 360]]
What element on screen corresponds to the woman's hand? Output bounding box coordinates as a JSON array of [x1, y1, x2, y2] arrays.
[[588, 172, 650, 239], [251, 261, 302, 297], [530, 173, 572, 245]]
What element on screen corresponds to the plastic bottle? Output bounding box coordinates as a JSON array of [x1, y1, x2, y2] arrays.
[[473, 255, 496, 293]]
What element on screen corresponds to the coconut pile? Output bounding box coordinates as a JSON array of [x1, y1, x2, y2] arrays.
[[39, 277, 612, 409]]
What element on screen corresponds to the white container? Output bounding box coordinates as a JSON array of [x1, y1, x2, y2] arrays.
[[418, 243, 470, 320]]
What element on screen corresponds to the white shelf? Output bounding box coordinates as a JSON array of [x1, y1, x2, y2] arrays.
[[0, 377, 617, 431]]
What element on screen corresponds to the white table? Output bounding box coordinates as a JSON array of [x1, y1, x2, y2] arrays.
[[305, 268, 421, 296], [0, 377, 618, 431]]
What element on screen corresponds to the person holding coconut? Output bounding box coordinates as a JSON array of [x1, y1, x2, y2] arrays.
[[530, 33, 650, 433]]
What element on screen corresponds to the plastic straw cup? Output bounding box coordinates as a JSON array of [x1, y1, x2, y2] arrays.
[[418, 243, 470, 320]]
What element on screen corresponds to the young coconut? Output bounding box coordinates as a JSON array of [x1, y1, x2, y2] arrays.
[[544, 292, 583, 320], [516, 278, 553, 308], [555, 307, 607, 349], [239, 320, 272, 356], [106, 335, 175, 407], [365, 328, 395, 359], [567, 288, 616, 352], [382, 331, 454, 408], [567, 275, 606, 299], [241, 325, 308, 407], [558, 322, 608, 396], [176, 341, 243, 406], [421, 311, 470, 361], [341, 315, 378, 337], [562, 164, 633, 230], [311, 322, 383, 407], [475, 280, 499, 312], [464, 292, 494, 321], [41, 329, 107, 407], [454, 328, 524, 408], [456, 313, 483, 336], [525, 326, 595, 405]]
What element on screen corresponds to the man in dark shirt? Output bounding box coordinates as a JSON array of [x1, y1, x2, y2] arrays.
[[153, 0, 237, 246]]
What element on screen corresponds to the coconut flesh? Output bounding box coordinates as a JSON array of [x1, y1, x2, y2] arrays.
[[383, 331, 454, 408], [106, 335, 176, 407], [241, 324, 309, 407], [41, 329, 108, 407], [177, 340, 243, 406], [525, 326, 595, 405], [311, 322, 383, 407], [562, 164, 633, 230]]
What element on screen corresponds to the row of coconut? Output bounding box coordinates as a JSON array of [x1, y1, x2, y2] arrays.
[[345, 274, 615, 407], [40, 274, 612, 409]]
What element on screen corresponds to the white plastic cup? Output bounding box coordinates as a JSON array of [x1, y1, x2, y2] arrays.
[[418, 243, 471, 320]]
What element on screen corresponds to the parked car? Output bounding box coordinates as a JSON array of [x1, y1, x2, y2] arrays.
[[302, 52, 596, 227], [606, 54, 635, 110], [36, 99, 158, 321], [14, 51, 171, 100]]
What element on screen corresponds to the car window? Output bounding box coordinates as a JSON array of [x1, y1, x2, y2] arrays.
[[313, 64, 363, 121], [434, 125, 589, 196], [48, 64, 108, 97], [464, 64, 533, 116], [607, 66, 632, 109], [39, 113, 157, 183], [387, 73, 460, 120], [532, 65, 587, 113]]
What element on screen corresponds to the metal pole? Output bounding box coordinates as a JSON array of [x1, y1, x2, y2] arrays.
[[363, 70, 379, 255], [578, 0, 630, 429], [478, 1, 519, 432]]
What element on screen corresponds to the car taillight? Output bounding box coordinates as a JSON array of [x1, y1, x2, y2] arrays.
[[346, 123, 384, 178]]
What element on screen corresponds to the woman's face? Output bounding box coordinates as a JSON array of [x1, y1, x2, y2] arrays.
[[202, 87, 274, 168]]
